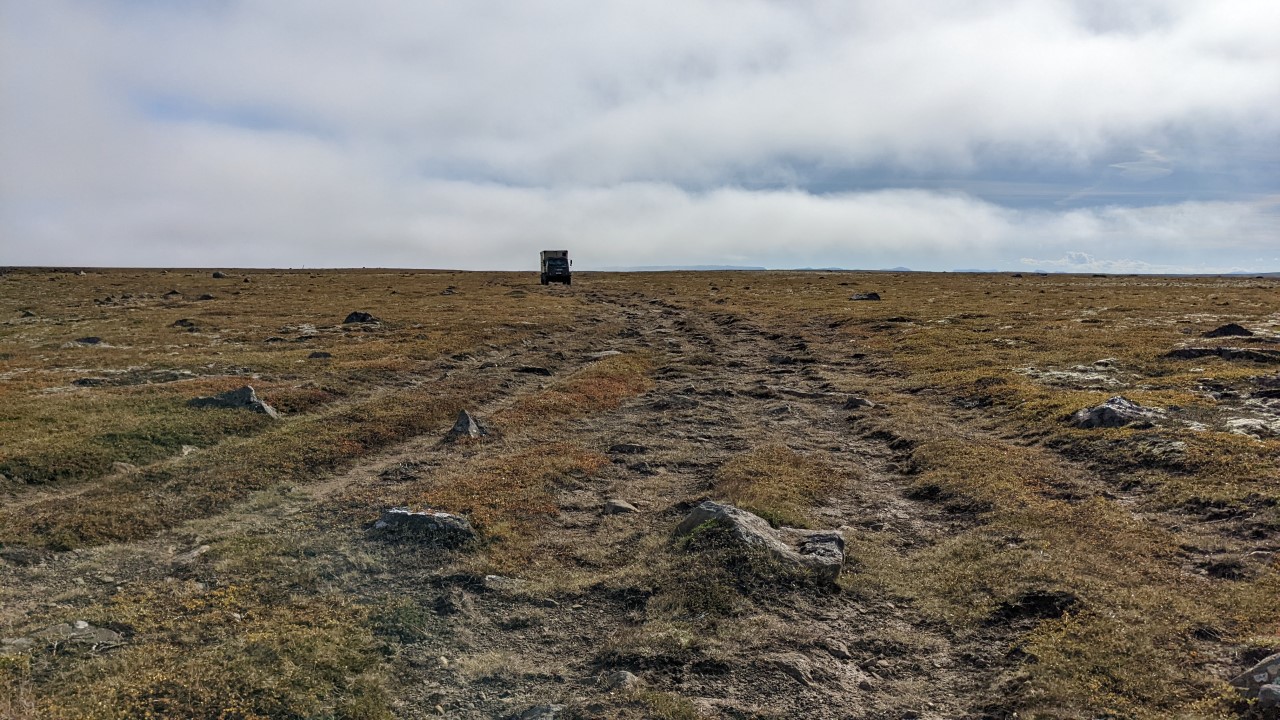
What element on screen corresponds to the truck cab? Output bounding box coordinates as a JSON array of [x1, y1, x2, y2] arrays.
[[540, 250, 571, 285]]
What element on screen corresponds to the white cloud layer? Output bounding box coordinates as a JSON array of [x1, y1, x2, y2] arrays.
[[2, 0, 1278, 269]]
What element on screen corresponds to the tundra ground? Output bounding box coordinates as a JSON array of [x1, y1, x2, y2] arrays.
[[2, 268, 1278, 719]]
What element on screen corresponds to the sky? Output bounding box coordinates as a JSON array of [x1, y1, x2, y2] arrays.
[[1, 1, 1278, 272]]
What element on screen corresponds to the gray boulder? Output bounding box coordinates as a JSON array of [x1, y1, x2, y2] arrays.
[[673, 501, 845, 583], [447, 409, 484, 439], [1070, 396, 1162, 429], [600, 670, 641, 691], [374, 508, 476, 548], [188, 386, 279, 419], [850, 292, 881, 301], [1260, 684, 1280, 710], [1204, 323, 1253, 338]]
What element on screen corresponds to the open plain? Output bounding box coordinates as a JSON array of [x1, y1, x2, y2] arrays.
[[2, 268, 1278, 719]]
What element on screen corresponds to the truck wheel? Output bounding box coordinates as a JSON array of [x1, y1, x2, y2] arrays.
[[540, 274, 547, 285], [566, 277, 571, 286]]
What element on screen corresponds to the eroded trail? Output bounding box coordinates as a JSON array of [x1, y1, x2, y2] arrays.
[[315, 288, 1032, 719]]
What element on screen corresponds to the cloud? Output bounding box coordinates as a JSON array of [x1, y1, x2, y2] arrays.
[[1, 0, 1278, 269]]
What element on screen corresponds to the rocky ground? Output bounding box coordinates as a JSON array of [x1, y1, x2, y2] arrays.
[[1, 269, 1278, 719]]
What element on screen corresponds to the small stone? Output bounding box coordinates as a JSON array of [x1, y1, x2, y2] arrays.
[[447, 410, 484, 439], [600, 670, 640, 691], [19, 310, 35, 318], [180, 445, 200, 456], [73, 377, 109, 387], [516, 704, 562, 720], [482, 574, 527, 593], [173, 545, 210, 566], [171, 318, 196, 328], [73, 620, 89, 630], [850, 292, 881, 301], [212, 271, 227, 278], [587, 350, 623, 360], [75, 336, 103, 345], [608, 443, 648, 454], [843, 396, 876, 410], [308, 351, 332, 359], [823, 638, 853, 659], [603, 499, 638, 515], [438, 656, 449, 667], [343, 311, 380, 324], [196, 294, 215, 301], [163, 290, 182, 299], [111, 462, 137, 474]]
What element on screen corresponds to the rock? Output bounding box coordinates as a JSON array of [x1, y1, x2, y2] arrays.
[[514, 366, 553, 376], [75, 336, 103, 345], [373, 508, 476, 548], [172, 545, 210, 566], [19, 309, 35, 318], [308, 351, 332, 359], [343, 311, 380, 324], [1226, 418, 1280, 439], [1204, 323, 1253, 338], [434, 588, 473, 616], [772, 654, 815, 686], [73, 377, 109, 387], [211, 271, 227, 279], [187, 385, 280, 419], [587, 350, 623, 360], [1259, 684, 1280, 709], [1231, 651, 1280, 693], [171, 318, 196, 328], [1070, 396, 1163, 429], [440, 286, 457, 296], [822, 638, 853, 659], [163, 290, 182, 299], [600, 670, 641, 691], [850, 292, 881, 301], [673, 501, 846, 583], [196, 294, 215, 301], [23, 622, 125, 653], [180, 445, 200, 456], [482, 574, 527, 593], [446, 410, 485, 439], [111, 462, 137, 474], [843, 396, 876, 410], [1164, 347, 1280, 364], [603, 499, 638, 515], [608, 443, 648, 455]]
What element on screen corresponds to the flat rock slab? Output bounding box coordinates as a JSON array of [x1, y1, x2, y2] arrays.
[[850, 292, 881, 301], [1164, 347, 1280, 364], [374, 508, 476, 548], [188, 385, 279, 419], [673, 501, 845, 584], [514, 366, 553, 376], [2, 622, 125, 657]]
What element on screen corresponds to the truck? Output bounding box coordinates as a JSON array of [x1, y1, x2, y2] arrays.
[[540, 250, 572, 285]]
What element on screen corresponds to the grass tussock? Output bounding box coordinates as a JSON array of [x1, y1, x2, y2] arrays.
[[497, 352, 654, 424], [714, 444, 845, 528]]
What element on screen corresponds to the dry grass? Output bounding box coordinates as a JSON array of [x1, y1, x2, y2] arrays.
[[4, 268, 1279, 719], [714, 444, 846, 528]]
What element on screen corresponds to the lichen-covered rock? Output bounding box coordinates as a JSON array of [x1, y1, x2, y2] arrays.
[[447, 409, 484, 439], [1070, 396, 1162, 429], [673, 501, 845, 583], [374, 508, 476, 548], [1232, 651, 1280, 694], [187, 385, 279, 419]]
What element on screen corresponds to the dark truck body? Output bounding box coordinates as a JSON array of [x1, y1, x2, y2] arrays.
[[540, 250, 571, 285]]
